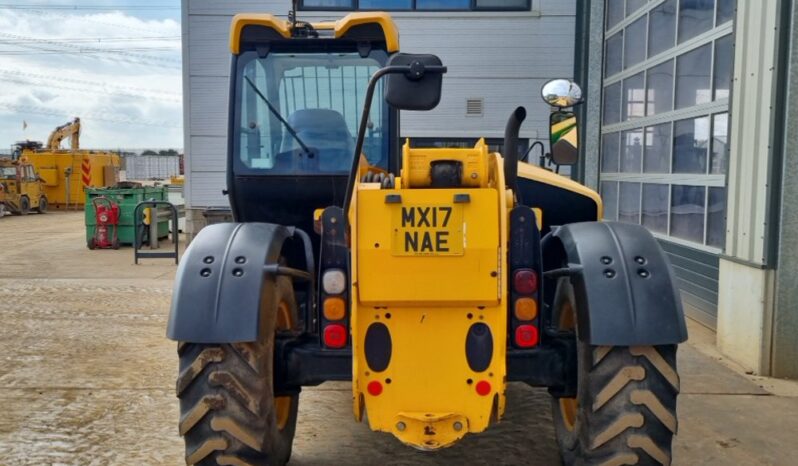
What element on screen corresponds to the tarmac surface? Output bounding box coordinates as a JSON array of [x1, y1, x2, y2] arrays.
[[1, 211, 797, 465]]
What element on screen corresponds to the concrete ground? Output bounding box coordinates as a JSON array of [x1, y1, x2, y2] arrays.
[[1, 211, 797, 465]]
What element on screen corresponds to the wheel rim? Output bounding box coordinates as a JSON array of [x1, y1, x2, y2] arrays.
[[558, 297, 578, 432], [274, 299, 292, 431]]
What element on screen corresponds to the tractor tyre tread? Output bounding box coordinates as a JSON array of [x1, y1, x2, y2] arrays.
[[556, 345, 679, 466], [177, 278, 298, 466], [551, 279, 679, 466]]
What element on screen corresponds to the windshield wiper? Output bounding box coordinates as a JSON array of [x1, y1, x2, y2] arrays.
[[243, 76, 313, 157]]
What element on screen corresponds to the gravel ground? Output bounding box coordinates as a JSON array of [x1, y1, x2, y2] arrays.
[[1, 212, 797, 465]]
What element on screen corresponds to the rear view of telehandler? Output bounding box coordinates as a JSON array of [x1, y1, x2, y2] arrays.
[[168, 11, 687, 466]]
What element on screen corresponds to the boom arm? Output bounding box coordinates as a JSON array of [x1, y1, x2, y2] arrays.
[[47, 118, 81, 150]]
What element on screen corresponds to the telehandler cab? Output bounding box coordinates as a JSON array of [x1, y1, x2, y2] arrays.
[[168, 11, 687, 466]]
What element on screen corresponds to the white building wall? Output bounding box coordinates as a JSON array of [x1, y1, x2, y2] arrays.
[[183, 0, 577, 209]]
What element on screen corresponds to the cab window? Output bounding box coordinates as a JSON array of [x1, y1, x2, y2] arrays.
[[236, 51, 389, 174]]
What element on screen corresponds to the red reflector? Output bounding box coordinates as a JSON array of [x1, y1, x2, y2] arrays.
[[515, 324, 539, 347], [323, 324, 347, 348], [475, 380, 491, 396], [367, 380, 383, 396], [513, 269, 538, 294]]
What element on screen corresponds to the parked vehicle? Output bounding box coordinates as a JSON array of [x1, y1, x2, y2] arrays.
[[0, 158, 47, 215], [167, 12, 687, 466]]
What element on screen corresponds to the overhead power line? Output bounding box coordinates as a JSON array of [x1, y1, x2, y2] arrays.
[[0, 48, 177, 55], [0, 77, 182, 103], [6, 7, 180, 36], [0, 70, 180, 97], [0, 32, 181, 69], [0, 36, 180, 44], [0, 103, 182, 128], [0, 4, 179, 11]]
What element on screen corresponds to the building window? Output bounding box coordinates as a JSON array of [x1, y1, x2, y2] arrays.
[[599, 0, 735, 250], [359, 0, 414, 9], [678, 0, 715, 43], [300, 0, 531, 11], [648, 0, 677, 57]]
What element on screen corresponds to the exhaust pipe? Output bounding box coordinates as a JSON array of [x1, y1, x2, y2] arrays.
[[503, 106, 526, 196]]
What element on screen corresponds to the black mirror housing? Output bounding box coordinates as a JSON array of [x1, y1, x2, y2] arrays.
[[384, 53, 444, 111]]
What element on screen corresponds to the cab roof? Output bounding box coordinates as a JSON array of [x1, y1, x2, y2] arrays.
[[229, 12, 400, 55]]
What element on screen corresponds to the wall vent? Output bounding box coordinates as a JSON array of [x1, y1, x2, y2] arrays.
[[466, 98, 484, 116]]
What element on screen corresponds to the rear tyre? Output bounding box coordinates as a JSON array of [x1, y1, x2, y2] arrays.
[[551, 278, 679, 466], [36, 196, 48, 214], [177, 277, 299, 466]]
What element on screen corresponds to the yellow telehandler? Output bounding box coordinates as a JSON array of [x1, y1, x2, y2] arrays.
[[167, 11, 686, 466]]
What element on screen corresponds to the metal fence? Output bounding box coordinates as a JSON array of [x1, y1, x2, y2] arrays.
[[124, 155, 181, 180]]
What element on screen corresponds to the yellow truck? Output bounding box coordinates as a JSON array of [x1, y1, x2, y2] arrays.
[[14, 118, 121, 209], [0, 158, 47, 215]]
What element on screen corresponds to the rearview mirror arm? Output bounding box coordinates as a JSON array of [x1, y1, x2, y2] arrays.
[[342, 64, 447, 217]]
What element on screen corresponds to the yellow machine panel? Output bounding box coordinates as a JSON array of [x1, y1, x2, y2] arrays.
[[353, 305, 507, 449], [401, 139, 489, 189], [357, 188, 501, 306], [22, 150, 120, 208], [351, 144, 510, 450]]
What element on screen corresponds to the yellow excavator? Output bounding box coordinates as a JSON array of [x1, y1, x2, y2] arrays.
[[167, 11, 687, 466]]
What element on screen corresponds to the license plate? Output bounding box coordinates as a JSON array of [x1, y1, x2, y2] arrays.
[[391, 204, 464, 256]]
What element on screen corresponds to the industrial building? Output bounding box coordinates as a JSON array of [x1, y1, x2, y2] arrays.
[[181, 0, 798, 378]]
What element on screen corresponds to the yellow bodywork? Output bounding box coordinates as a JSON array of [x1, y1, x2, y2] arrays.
[[517, 162, 603, 219], [21, 149, 120, 208], [0, 159, 45, 213], [229, 12, 400, 54], [351, 140, 509, 449]]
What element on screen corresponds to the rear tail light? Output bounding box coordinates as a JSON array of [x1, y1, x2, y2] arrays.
[[515, 324, 539, 348], [323, 297, 346, 321], [322, 269, 346, 295], [514, 298, 538, 321], [323, 324, 347, 348], [513, 269, 538, 294]]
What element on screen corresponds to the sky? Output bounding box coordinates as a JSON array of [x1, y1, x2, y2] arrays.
[[0, 1, 182, 151]]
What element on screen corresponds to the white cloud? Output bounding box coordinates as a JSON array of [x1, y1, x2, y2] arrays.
[[0, 6, 183, 151]]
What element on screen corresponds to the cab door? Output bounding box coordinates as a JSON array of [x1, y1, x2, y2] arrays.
[[24, 165, 41, 206]]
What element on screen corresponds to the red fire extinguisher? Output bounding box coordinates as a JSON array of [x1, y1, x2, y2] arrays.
[[88, 196, 120, 250]]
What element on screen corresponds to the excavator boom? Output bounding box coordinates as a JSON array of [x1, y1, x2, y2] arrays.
[[46, 118, 81, 150]]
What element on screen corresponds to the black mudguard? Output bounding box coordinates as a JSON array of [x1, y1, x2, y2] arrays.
[[545, 221, 688, 346], [166, 222, 290, 343]]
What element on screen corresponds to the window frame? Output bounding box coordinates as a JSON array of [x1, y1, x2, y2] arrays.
[[298, 0, 532, 12], [598, 0, 736, 252], [231, 48, 395, 176]]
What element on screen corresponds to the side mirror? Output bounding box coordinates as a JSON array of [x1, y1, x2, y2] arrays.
[[541, 79, 583, 108], [384, 53, 444, 111], [549, 111, 578, 166]]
